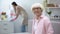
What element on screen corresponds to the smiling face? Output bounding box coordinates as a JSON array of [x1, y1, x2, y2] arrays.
[[32, 7, 42, 17]]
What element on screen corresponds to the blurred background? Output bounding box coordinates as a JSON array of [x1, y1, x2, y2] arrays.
[[0, 0, 60, 34]]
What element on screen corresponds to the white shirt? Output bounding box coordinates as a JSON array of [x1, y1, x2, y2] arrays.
[[34, 19, 39, 34]]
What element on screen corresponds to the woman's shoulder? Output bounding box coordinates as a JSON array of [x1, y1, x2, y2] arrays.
[[43, 16, 50, 20], [43, 16, 51, 24]]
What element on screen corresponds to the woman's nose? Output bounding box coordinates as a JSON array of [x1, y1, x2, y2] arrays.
[[34, 9, 38, 11]]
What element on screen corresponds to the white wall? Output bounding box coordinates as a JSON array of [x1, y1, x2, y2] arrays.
[[0, 0, 45, 19], [48, 0, 60, 4]]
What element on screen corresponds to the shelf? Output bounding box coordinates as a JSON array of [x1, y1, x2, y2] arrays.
[[46, 7, 60, 9], [49, 16, 60, 20], [50, 18, 60, 20]]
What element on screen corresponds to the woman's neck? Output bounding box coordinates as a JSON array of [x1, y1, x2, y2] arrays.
[[36, 15, 41, 20]]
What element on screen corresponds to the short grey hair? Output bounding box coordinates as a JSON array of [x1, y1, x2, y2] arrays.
[[31, 3, 44, 11]]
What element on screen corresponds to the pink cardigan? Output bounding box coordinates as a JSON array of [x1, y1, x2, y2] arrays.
[[32, 15, 54, 34]]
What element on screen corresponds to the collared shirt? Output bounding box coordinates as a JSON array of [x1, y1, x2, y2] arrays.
[[33, 15, 44, 34], [32, 15, 54, 34]]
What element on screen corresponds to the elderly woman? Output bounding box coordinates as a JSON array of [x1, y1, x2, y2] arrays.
[[31, 3, 54, 34]]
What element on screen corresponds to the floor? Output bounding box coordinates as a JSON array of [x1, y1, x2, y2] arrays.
[[10, 32, 31, 34]]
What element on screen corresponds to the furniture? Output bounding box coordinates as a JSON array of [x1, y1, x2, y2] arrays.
[[0, 21, 14, 34], [45, 0, 60, 20]]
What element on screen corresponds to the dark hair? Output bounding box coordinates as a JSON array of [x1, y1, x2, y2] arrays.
[[12, 2, 17, 6]]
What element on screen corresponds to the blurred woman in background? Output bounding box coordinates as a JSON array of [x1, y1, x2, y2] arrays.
[[11, 2, 28, 32]]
